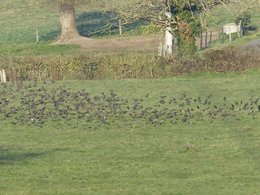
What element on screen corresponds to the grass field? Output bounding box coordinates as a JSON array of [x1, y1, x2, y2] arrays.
[[0, 1, 260, 194], [0, 0, 150, 44], [1, 71, 260, 194], [0, 43, 83, 56], [0, 0, 259, 45], [207, 4, 260, 30]]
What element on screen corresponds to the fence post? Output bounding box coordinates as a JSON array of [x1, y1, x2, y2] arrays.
[[228, 26, 232, 42], [0, 70, 7, 83], [36, 29, 39, 43], [219, 28, 221, 43], [200, 30, 203, 49], [238, 20, 241, 38], [119, 19, 122, 36], [222, 27, 225, 43], [3, 70, 6, 83], [205, 31, 208, 48], [241, 24, 244, 37], [209, 31, 212, 46]]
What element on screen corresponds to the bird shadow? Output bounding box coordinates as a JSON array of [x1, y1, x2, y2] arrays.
[[0, 147, 66, 166]]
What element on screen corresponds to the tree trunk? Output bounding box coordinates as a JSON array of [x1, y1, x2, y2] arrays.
[[58, 2, 80, 42]]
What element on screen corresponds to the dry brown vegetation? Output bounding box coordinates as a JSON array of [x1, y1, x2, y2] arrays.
[[170, 47, 260, 75], [0, 46, 259, 81]]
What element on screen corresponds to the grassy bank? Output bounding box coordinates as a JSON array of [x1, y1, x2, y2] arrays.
[[0, 72, 260, 194]]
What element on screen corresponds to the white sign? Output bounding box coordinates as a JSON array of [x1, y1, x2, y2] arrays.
[[223, 23, 241, 35]]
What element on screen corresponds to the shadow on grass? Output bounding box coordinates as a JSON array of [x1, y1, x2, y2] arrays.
[[40, 11, 146, 41], [0, 147, 66, 165], [77, 11, 146, 37], [40, 31, 60, 42]]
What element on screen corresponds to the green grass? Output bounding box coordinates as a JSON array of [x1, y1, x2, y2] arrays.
[[1, 71, 260, 194], [207, 30, 260, 49], [0, 43, 82, 56], [0, 0, 259, 57], [0, 0, 60, 44], [207, 5, 260, 31], [205, 3, 260, 48], [1, 1, 259, 45], [0, 2, 259, 193], [0, 0, 150, 44]]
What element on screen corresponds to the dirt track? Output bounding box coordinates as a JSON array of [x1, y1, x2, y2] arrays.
[[61, 34, 260, 53], [65, 35, 163, 53], [243, 39, 260, 52]]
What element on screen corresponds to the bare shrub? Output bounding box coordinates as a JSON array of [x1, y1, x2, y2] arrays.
[[169, 46, 260, 75], [0, 46, 259, 81], [0, 53, 168, 81]]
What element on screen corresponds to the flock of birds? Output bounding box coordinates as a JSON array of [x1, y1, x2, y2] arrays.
[[0, 81, 259, 128]]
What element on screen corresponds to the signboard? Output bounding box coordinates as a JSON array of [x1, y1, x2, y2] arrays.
[[223, 23, 241, 35]]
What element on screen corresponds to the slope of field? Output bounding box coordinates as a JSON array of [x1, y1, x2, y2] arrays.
[[208, 5, 260, 31], [0, 0, 149, 44], [0, 71, 259, 194], [0, 0, 60, 43], [0, 0, 259, 45]]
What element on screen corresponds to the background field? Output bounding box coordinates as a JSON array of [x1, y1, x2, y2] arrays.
[[0, 0, 151, 44], [0, 0, 259, 49]]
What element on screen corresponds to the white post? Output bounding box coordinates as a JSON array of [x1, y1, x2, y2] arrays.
[[36, 29, 39, 43], [0, 70, 6, 83], [119, 19, 122, 36], [165, 27, 173, 55], [163, 10, 173, 56], [3, 70, 6, 83]]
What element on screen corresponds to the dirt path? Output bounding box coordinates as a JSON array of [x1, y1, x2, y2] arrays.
[[61, 33, 259, 53], [63, 33, 219, 53], [64, 35, 163, 53], [243, 39, 260, 52]]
